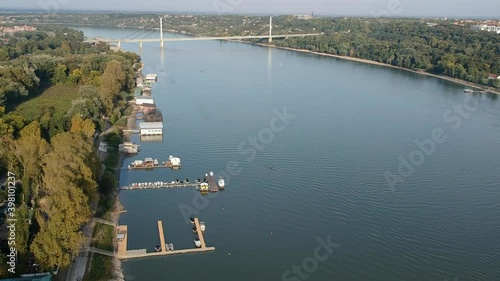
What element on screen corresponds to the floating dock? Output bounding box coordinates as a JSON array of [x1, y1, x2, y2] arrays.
[[120, 181, 198, 190], [206, 172, 219, 192], [116, 218, 215, 260]]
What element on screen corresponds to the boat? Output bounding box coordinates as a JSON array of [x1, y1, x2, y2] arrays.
[[154, 244, 161, 252], [200, 222, 206, 232], [196, 179, 201, 184], [218, 177, 225, 189], [168, 155, 181, 168], [176, 179, 180, 184], [129, 160, 144, 169], [192, 226, 197, 233], [153, 159, 159, 166], [464, 88, 474, 93], [185, 178, 190, 183], [194, 237, 201, 248], [190, 217, 195, 224], [168, 243, 174, 251]]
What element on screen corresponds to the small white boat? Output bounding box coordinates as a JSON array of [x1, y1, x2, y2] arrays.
[[190, 217, 195, 224], [200, 222, 206, 232], [194, 237, 201, 248], [218, 177, 225, 189]]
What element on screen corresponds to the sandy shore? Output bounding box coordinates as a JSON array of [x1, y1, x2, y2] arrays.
[[253, 43, 500, 95]]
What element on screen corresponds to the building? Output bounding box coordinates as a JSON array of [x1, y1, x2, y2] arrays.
[[471, 24, 500, 34], [135, 96, 155, 105], [145, 74, 158, 82], [488, 74, 500, 80], [139, 122, 163, 136]]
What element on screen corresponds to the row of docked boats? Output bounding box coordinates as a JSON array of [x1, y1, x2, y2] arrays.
[[190, 218, 206, 248], [154, 243, 174, 252], [128, 155, 181, 170]]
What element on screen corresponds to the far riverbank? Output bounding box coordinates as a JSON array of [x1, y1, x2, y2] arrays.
[[254, 43, 500, 95]]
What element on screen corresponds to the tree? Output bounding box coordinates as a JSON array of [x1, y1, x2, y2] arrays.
[[51, 64, 67, 85], [15, 203, 30, 254], [99, 60, 126, 115], [70, 115, 95, 139], [9, 121, 50, 198]]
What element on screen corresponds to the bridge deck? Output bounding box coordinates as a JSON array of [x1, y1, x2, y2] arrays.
[[88, 33, 321, 43]]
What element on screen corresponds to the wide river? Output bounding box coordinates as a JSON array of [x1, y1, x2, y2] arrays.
[[75, 26, 500, 281]]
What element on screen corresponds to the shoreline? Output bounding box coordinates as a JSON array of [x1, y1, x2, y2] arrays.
[[255, 43, 500, 95]]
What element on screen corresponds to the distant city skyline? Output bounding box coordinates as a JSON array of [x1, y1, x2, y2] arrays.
[[1, 0, 499, 18]]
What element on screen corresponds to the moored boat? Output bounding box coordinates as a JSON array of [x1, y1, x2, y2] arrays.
[[194, 237, 201, 248], [154, 244, 161, 252], [218, 177, 225, 189]]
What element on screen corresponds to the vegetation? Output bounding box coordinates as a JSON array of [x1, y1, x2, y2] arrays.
[[12, 13, 497, 88], [0, 25, 140, 274]]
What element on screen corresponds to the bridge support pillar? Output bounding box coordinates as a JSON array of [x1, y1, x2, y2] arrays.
[[118, 41, 121, 49], [139, 40, 143, 49], [160, 40, 164, 48], [268, 16, 273, 43]]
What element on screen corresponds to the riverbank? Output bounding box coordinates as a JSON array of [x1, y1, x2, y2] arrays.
[[255, 43, 500, 95]]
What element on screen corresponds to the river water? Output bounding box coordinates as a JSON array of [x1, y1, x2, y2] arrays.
[[74, 26, 500, 281]]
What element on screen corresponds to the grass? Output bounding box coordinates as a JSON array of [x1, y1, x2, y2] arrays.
[[90, 223, 114, 252], [12, 85, 80, 121], [83, 254, 115, 281]]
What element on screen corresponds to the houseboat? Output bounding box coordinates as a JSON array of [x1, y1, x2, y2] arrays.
[[129, 160, 144, 169], [119, 142, 140, 154], [145, 74, 158, 82]]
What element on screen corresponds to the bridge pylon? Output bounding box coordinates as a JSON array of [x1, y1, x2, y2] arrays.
[[160, 17, 164, 48], [269, 17, 273, 43]]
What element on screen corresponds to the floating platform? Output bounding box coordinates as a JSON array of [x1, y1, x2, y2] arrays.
[[116, 218, 214, 260], [121, 181, 198, 190]]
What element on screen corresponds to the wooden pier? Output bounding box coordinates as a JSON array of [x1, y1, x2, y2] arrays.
[[115, 218, 214, 260], [157, 221, 167, 252]]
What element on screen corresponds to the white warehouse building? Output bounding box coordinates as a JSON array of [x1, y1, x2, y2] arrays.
[[135, 96, 155, 105], [139, 122, 163, 136]]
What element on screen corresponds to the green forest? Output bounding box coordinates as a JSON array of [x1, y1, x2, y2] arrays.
[[0, 26, 140, 275]]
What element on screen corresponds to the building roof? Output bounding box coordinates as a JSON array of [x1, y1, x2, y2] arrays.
[[139, 122, 163, 129], [136, 96, 154, 100]]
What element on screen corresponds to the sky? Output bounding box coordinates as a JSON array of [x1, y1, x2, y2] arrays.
[[1, 0, 499, 18]]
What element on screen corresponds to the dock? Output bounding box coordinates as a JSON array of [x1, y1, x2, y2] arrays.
[[157, 221, 167, 252], [207, 173, 219, 192], [115, 219, 215, 260], [120, 181, 198, 190]]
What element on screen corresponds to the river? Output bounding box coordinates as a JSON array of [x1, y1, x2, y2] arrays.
[[74, 26, 500, 281]]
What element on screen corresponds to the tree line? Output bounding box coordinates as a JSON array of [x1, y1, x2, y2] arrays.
[[0, 26, 139, 273]]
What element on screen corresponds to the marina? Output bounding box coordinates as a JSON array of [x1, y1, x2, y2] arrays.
[[120, 172, 225, 192], [115, 218, 215, 260]]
